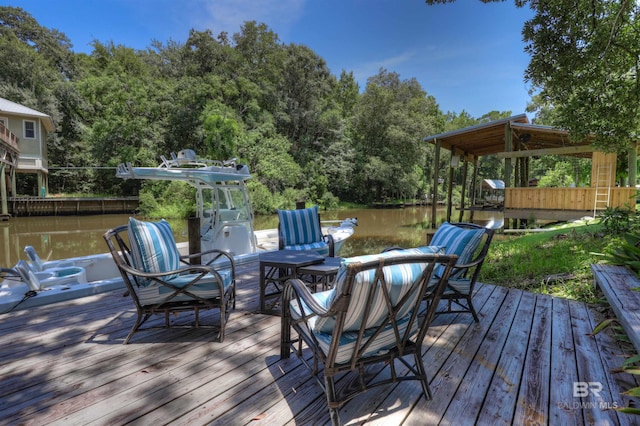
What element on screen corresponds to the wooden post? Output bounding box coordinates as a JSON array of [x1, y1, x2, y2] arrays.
[[469, 157, 478, 222], [431, 139, 441, 229], [0, 164, 7, 216], [459, 156, 468, 222], [504, 123, 513, 229], [188, 216, 201, 264], [629, 142, 638, 188], [446, 150, 455, 222]]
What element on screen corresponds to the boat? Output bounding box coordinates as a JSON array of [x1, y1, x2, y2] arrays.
[[0, 150, 356, 313], [0, 249, 123, 314], [115, 149, 356, 265]]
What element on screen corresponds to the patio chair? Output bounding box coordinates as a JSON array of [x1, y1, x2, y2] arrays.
[[278, 205, 335, 257], [103, 217, 236, 344], [281, 248, 457, 426], [428, 222, 495, 322]]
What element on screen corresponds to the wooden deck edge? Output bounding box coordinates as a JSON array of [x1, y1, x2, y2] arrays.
[[591, 263, 640, 354]]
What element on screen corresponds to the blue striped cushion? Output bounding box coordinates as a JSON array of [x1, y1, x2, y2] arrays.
[[430, 222, 484, 277], [128, 218, 181, 286], [278, 206, 323, 246], [289, 248, 439, 364], [311, 247, 438, 334], [136, 269, 233, 305], [282, 241, 330, 257], [291, 309, 418, 365]]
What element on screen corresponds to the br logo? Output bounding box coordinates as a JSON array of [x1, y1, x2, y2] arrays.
[[573, 382, 603, 397]]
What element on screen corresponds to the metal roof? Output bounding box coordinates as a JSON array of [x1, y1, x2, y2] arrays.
[[482, 179, 505, 190], [0, 97, 55, 132], [424, 114, 592, 158]]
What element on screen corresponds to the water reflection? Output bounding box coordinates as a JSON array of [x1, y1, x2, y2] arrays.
[[0, 207, 502, 266], [326, 207, 501, 257]]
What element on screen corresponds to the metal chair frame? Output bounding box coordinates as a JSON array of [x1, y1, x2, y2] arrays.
[[281, 252, 457, 426], [104, 224, 236, 344]]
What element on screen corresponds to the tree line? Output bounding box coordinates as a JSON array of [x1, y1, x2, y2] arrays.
[[4, 4, 629, 215]]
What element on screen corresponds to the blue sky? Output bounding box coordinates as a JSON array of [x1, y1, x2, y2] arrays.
[[6, 0, 535, 118]]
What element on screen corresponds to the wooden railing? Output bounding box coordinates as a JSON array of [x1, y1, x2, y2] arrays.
[[8, 197, 139, 216], [505, 187, 637, 211], [0, 121, 19, 153]]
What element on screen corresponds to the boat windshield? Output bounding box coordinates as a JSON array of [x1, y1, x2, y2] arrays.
[[116, 152, 257, 256]]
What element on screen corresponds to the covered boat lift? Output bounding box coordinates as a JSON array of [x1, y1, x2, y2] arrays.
[[424, 114, 638, 228], [479, 178, 505, 209]]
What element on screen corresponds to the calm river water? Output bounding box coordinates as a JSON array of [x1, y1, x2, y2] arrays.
[[0, 207, 501, 267]]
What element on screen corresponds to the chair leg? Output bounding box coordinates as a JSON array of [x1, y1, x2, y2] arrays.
[[123, 312, 150, 345], [280, 314, 291, 359], [194, 307, 200, 327], [468, 296, 479, 322], [218, 302, 226, 343], [414, 351, 433, 400], [325, 375, 342, 426]]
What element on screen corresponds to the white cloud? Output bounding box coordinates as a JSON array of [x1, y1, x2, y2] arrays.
[[193, 0, 306, 37], [351, 50, 417, 85]]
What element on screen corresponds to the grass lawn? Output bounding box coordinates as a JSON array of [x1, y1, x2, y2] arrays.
[[481, 219, 616, 303]]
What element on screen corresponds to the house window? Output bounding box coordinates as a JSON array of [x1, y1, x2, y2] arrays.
[[24, 120, 36, 139]]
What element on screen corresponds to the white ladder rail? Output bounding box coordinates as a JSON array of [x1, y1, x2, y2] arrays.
[[593, 163, 612, 217]]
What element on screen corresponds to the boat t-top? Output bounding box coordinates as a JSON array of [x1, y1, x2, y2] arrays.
[[116, 149, 356, 265]]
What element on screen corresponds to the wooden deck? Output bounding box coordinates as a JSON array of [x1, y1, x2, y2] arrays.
[[0, 261, 638, 425]]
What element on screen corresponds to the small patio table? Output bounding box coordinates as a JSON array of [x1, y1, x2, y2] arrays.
[[297, 256, 342, 292], [259, 250, 325, 315]]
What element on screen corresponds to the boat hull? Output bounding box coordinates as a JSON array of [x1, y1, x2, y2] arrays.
[[0, 225, 354, 313], [0, 252, 123, 314]]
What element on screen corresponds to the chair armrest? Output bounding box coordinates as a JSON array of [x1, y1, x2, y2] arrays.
[[451, 251, 490, 280], [180, 248, 236, 279], [454, 256, 485, 271], [117, 259, 228, 282], [323, 233, 335, 257], [181, 248, 233, 264], [283, 278, 331, 317]]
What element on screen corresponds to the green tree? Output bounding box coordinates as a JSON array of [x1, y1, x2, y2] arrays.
[[334, 70, 360, 119], [426, 0, 640, 153], [277, 43, 335, 164], [523, 0, 640, 152], [202, 103, 241, 159], [232, 22, 285, 116], [353, 69, 441, 202], [0, 6, 92, 193], [537, 161, 575, 187], [77, 41, 170, 190]]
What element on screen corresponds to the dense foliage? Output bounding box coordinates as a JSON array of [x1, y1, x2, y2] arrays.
[[0, 6, 513, 213], [2, 3, 635, 212], [427, 0, 640, 154]]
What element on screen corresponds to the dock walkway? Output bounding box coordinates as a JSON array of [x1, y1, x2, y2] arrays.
[[0, 261, 637, 425]]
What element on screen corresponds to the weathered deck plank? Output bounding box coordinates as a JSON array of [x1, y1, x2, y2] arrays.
[[591, 263, 640, 354], [513, 293, 552, 425], [440, 284, 523, 425], [549, 297, 583, 426], [0, 261, 638, 425], [476, 290, 536, 425], [570, 300, 627, 425]]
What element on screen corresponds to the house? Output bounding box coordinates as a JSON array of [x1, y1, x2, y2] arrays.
[[0, 97, 55, 215]]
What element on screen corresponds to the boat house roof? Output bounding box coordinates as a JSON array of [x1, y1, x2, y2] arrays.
[[423, 114, 593, 158]]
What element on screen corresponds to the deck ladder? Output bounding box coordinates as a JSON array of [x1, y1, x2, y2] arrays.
[[593, 163, 612, 217]]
